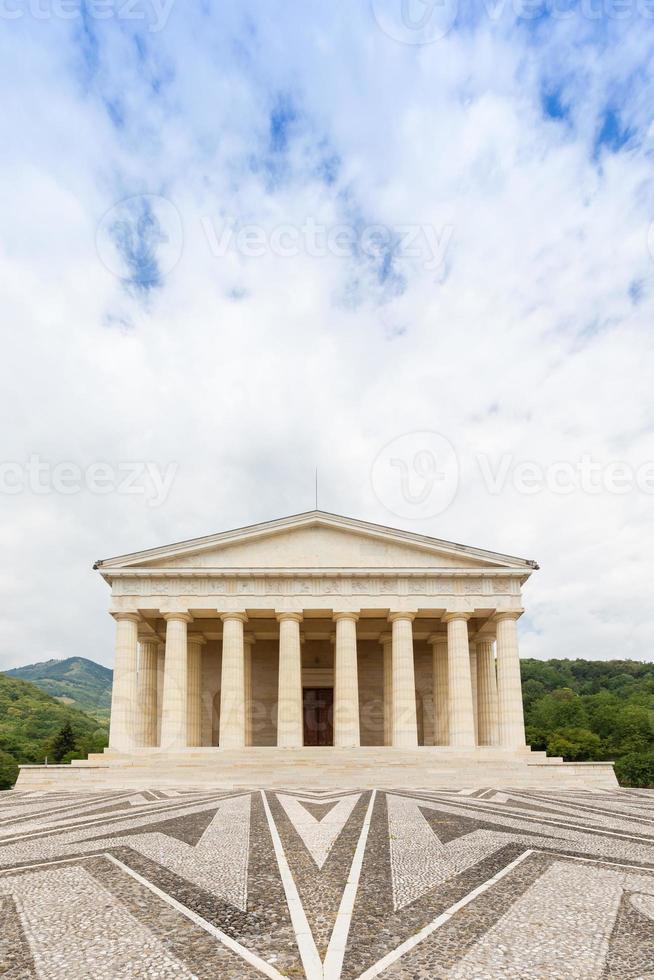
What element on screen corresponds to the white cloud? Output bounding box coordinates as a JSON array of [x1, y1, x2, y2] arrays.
[[0, 3, 653, 668]]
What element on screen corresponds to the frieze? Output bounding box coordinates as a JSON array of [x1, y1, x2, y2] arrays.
[[111, 573, 520, 598]]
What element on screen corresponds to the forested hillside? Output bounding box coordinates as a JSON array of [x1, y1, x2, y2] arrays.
[[522, 658, 654, 786], [0, 672, 107, 789], [6, 657, 112, 721]]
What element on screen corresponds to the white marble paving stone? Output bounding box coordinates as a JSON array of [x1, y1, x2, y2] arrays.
[[386, 793, 512, 910], [448, 861, 654, 980], [0, 794, 238, 869], [387, 792, 654, 869], [0, 864, 197, 979], [2, 787, 654, 980], [630, 892, 654, 921], [276, 793, 361, 869], [87, 792, 252, 911]]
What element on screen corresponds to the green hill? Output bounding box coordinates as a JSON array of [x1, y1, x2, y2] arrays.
[[521, 658, 654, 786], [6, 657, 113, 721], [0, 672, 108, 779]]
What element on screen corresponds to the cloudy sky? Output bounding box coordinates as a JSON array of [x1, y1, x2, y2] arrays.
[[0, 0, 653, 670]]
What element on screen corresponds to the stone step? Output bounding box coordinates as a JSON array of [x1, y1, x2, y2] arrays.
[[15, 750, 618, 791]]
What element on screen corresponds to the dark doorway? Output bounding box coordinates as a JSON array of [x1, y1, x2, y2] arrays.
[[303, 688, 334, 746]]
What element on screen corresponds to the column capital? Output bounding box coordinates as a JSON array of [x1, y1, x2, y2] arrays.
[[163, 612, 193, 624], [333, 611, 359, 623], [112, 612, 141, 624], [188, 633, 207, 647], [378, 631, 392, 645], [276, 612, 303, 624], [388, 611, 415, 624], [427, 632, 448, 646], [138, 632, 160, 645], [220, 612, 248, 624], [442, 612, 472, 624], [473, 633, 495, 646], [493, 611, 522, 623]]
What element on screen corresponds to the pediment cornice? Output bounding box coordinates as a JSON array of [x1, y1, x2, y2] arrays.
[[94, 510, 538, 579]]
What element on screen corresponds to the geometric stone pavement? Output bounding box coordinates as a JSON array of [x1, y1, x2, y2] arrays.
[[1, 786, 653, 978]]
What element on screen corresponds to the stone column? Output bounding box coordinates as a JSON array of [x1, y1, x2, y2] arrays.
[[379, 631, 393, 747], [389, 613, 418, 748], [333, 613, 360, 748], [156, 643, 165, 746], [160, 613, 192, 751], [108, 613, 140, 752], [469, 643, 479, 744], [443, 613, 475, 748], [495, 613, 526, 748], [219, 613, 247, 748], [244, 632, 254, 747], [277, 613, 303, 747], [476, 636, 499, 746], [187, 634, 205, 747], [428, 635, 449, 745], [137, 635, 159, 747]]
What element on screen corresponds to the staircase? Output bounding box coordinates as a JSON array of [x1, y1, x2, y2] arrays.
[[15, 746, 618, 791]]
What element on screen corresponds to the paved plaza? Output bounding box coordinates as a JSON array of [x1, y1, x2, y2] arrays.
[[0, 786, 653, 979]]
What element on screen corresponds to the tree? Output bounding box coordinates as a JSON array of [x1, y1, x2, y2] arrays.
[[0, 750, 19, 790], [522, 679, 546, 708], [529, 690, 588, 731], [546, 727, 603, 761], [614, 751, 654, 788], [60, 728, 108, 764], [49, 722, 77, 763]]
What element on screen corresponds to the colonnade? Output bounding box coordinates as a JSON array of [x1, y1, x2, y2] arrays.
[[108, 610, 526, 753]]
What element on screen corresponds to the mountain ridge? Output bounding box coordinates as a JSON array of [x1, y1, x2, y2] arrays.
[[5, 656, 113, 721]]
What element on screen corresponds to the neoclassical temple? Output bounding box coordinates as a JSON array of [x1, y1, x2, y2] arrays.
[[98, 511, 535, 755]]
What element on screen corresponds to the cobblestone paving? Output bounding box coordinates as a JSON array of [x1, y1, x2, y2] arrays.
[[0, 786, 653, 979]]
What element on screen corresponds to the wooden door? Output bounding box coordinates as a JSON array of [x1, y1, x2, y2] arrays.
[[303, 688, 334, 746]]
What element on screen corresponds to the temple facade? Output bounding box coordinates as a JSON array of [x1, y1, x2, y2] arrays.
[[98, 511, 535, 755]]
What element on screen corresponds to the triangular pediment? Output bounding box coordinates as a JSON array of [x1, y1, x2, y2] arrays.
[[95, 511, 537, 576]]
